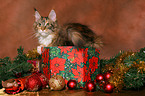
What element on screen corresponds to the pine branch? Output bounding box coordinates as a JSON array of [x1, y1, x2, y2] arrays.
[[0, 46, 32, 88]]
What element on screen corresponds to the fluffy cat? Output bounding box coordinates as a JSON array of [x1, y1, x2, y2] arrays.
[[33, 9, 103, 51]]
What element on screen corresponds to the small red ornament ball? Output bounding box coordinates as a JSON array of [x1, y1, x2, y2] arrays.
[[104, 72, 111, 81], [67, 80, 77, 90], [25, 75, 42, 91], [36, 73, 49, 88], [96, 74, 104, 83], [85, 81, 96, 92], [103, 83, 114, 93]]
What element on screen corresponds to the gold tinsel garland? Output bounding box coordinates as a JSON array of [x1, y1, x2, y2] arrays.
[[102, 51, 145, 92], [26, 49, 40, 59]]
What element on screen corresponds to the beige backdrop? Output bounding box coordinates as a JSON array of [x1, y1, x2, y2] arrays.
[[0, 0, 145, 59]]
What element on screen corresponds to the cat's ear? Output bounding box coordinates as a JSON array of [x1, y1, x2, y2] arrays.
[[34, 8, 41, 21], [49, 9, 56, 22]]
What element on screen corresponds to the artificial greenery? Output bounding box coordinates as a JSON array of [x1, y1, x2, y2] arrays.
[[100, 51, 122, 69], [123, 47, 145, 89], [100, 47, 145, 90], [0, 46, 32, 88]]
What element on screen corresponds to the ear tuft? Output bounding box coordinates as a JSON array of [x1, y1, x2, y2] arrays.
[[34, 8, 37, 11], [49, 9, 56, 22], [34, 9, 41, 21]]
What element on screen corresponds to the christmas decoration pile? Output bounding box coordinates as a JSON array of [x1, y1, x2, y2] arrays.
[[95, 73, 114, 93], [2, 72, 49, 94], [101, 47, 145, 92], [0, 46, 32, 88], [1, 46, 145, 94]]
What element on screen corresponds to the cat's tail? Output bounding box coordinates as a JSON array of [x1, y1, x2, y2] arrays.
[[92, 36, 103, 48], [68, 30, 86, 47]]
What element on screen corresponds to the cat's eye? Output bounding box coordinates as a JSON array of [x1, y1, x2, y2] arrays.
[[51, 24, 54, 29], [38, 23, 41, 26]]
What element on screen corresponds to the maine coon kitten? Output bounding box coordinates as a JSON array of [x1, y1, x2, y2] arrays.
[[33, 9, 103, 51]]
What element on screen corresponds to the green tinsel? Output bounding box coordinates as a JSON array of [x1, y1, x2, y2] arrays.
[[0, 46, 32, 88]]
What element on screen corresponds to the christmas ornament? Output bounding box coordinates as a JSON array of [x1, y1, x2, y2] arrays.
[[101, 50, 145, 91], [85, 81, 96, 92], [0, 46, 32, 87], [103, 72, 111, 81], [49, 75, 65, 90], [36, 73, 49, 88], [103, 83, 114, 93], [67, 80, 77, 90], [2, 78, 24, 94], [96, 74, 104, 83], [5, 86, 20, 94], [25, 75, 42, 91]]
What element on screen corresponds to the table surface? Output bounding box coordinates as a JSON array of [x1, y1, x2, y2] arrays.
[[8, 87, 144, 96]]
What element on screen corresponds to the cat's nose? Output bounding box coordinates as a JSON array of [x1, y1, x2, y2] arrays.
[[41, 26, 46, 31]]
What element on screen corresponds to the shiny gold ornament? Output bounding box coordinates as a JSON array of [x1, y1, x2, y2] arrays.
[[49, 75, 65, 91]]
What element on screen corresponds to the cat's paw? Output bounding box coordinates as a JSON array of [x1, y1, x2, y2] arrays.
[[37, 45, 44, 54]]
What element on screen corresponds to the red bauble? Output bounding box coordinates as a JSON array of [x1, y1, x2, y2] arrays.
[[25, 75, 42, 91], [96, 74, 104, 83], [36, 73, 49, 88], [85, 81, 96, 92], [67, 80, 77, 90], [103, 83, 114, 93], [104, 72, 111, 81]]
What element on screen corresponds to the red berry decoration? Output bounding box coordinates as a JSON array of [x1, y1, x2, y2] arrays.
[[85, 81, 96, 92], [25, 75, 42, 91], [103, 83, 114, 93], [96, 74, 104, 83], [104, 72, 111, 81], [67, 80, 77, 90], [36, 73, 49, 88]]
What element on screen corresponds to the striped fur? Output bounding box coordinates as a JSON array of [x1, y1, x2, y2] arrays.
[[34, 9, 103, 48]]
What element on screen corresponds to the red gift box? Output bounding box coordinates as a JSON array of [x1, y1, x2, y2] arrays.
[[41, 46, 100, 88]]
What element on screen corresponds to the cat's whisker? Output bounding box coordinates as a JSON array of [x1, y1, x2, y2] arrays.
[[25, 32, 36, 37], [25, 33, 37, 40]]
